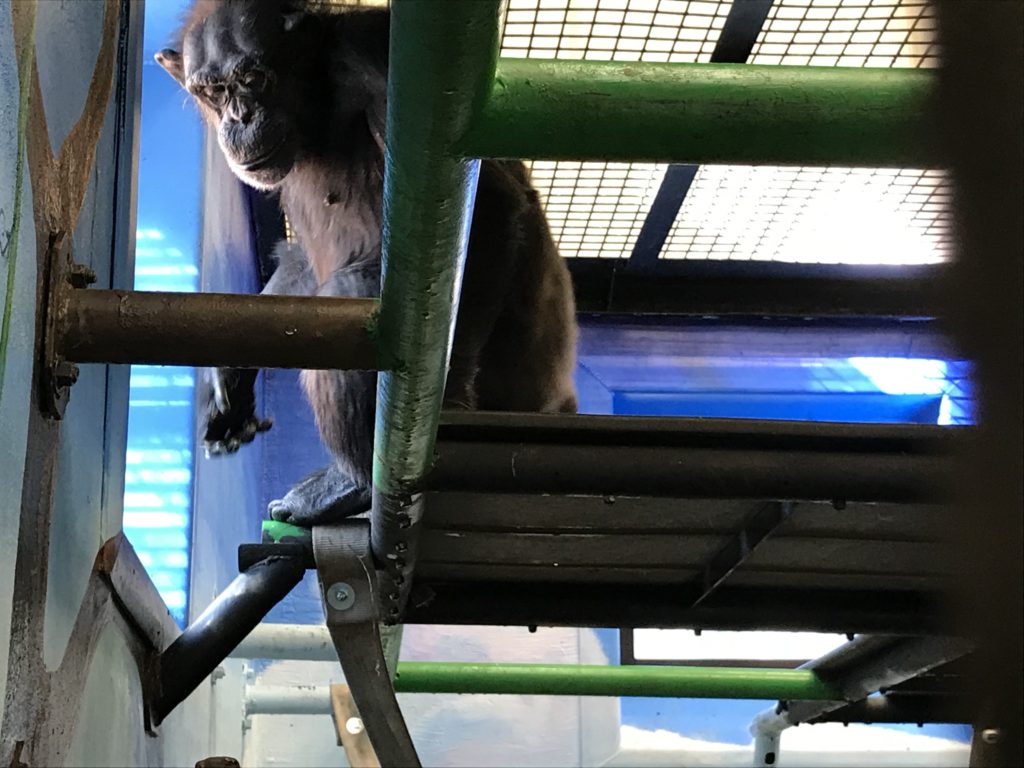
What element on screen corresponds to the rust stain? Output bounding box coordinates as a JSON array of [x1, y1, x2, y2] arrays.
[[13, 0, 120, 241]]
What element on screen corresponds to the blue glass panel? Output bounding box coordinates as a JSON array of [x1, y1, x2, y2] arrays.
[[122, 1, 203, 626]]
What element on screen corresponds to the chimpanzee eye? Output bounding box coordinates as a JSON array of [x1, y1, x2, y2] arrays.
[[205, 84, 227, 106], [242, 70, 267, 92]]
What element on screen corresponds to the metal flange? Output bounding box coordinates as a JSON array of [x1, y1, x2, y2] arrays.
[[40, 233, 95, 419]]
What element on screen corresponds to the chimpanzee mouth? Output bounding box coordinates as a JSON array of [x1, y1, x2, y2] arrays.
[[240, 140, 288, 172]]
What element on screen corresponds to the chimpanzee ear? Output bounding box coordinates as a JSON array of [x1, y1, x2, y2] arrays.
[[155, 49, 185, 86]]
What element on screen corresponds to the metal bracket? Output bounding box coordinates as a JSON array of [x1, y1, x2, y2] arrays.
[[40, 233, 95, 419], [313, 520, 420, 768]]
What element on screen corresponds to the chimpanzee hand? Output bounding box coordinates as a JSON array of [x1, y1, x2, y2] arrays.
[[201, 367, 272, 456]]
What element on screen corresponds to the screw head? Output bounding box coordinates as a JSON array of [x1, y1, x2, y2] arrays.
[[326, 581, 355, 611], [981, 728, 1001, 745], [345, 717, 364, 735]]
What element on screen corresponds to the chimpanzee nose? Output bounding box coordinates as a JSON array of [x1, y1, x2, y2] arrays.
[[230, 96, 254, 125]]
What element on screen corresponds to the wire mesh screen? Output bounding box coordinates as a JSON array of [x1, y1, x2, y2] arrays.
[[497, 0, 949, 264], [526, 162, 667, 259], [661, 166, 951, 263], [749, 0, 939, 68], [501, 0, 730, 62]]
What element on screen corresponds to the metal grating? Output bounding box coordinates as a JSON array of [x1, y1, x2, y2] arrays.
[[661, 166, 951, 263], [527, 161, 667, 259], [749, 0, 940, 68], [501, 0, 730, 62], [497, 0, 950, 264]]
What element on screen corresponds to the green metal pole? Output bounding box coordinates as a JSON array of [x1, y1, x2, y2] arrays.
[[458, 59, 935, 167], [372, 0, 503, 614], [393, 662, 841, 700], [374, 0, 501, 496]]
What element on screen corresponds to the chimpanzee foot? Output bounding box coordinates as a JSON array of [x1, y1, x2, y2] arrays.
[[268, 463, 372, 526]]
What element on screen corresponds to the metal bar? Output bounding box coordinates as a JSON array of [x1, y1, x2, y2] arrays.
[[231, 623, 337, 662], [427, 441, 949, 502], [246, 686, 332, 716], [628, 0, 773, 268], [402, 583, 945, 634], [434, 410, 952, 444], [809, 695, 972, 725], [458, 60, 935, 166], [569, 259, 946, 317], [392, 662, 838, 700], [627, 165, 698, 270], [151, 554, 307, 726], [692, 501, 794, 607], [58, 288, 379, 369], [710, 0, 776, 64], [241, 663, 838, 704], [371, 0, 503, 616], [750, 636, 973, 767]]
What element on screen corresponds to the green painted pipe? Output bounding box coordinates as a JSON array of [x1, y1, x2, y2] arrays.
[[459, 59, 936, 167], [393, 662, 841, 700], [373, 0, 503, 495]]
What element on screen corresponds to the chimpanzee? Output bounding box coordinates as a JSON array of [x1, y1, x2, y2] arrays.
[[158, 0, 578, 525]]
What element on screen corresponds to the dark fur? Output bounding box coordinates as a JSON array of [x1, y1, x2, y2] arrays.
[[163, 1, 578, 524]]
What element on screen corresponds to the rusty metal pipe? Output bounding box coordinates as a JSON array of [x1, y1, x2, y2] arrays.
[[58, 288, 380, 370]]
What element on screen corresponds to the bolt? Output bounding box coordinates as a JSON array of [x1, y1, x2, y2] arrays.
[[981, 728, 1000, 745], [68, 263, 97, 288], [345, 717, 364, 735], [54, 361, 79, 386], [395, 541, 408, 553], [326, 581, 355, 611]]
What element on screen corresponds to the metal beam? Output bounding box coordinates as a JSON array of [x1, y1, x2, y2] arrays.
[[569, 258, 946, 317], [58, 288, 379, 370], [627, 164, 698, 270], [426, 413, 955, 503], [392, 662, 839, 700], [152, 554, 307, 727], [750, 635, 974, 767], [458, 60, 935, 166], [692, 501, 793, 607], [710, 0, 775, 64], [402, 583, 946, 634], [809, 695, 972, 725], [371, 0, 503, 616]]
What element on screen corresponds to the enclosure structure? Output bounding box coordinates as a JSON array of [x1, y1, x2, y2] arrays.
[[0, 1, 1020, 767]]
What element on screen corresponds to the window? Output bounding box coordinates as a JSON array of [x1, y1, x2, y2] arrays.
[[123, 0, 203, 625]]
